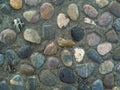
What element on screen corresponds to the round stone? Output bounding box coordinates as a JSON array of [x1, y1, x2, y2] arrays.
[[23, 10, 39, 23], [0, 29, 16, 45], [67, 3, 79, 21], [87, 32, 100, 46], [0, 81, 10, 90], [61, 49, 73, 67], [59, 67, 76, 84], [96, 0, 109, 8], [0, 54, 4, 66], [83, 4, 98, 18], [92, 79, 104, 90], [40, 70, 58, 86], [71, 26, 85, 41], [99, 61, 114, 74], [30, 52, 45, 69], [57, 13, 70, 28], [25, 0, 41, 6], [113, 18, 120, 31], [10, 0, 22, 9], [40, 2, 54, 19], [51, 0, 64, 5], [74, 47, 85, 62], [63, 85, 77, 90], [47, 57, 59, 68], [97, 42, 112, 55]]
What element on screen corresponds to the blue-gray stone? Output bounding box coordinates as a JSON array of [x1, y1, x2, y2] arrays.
[[59, 67, 76, 84], [92, 79, 104, 90], [28, 76, 37, 90], [30, 52, 45, 69], [0, 81, 10, 90], [63, 85, 77, 90], [0, 54, 4, 66], [76, 63, 95, 78], [87, 49, 103, 63], [113, 18, 120, 31], [5, 49, 19, 65], [0, 3, 11, 14], [51, 0, 64, 5], [112, 48, 120, 61]]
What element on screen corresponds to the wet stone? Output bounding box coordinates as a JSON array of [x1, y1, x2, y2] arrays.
[[103, 73, 115, 89], [83, 4, 98, 18], [87, 32, 100, 46], [18, 44, 33, 58], [51, 0, 64, 5], [40, 2, 54, 20], [10, 0, 23, 9], [42, 25, 56, 39], [113, 18, 120, 31], [106, 30, 118, 43], [47, 57, 59, 69], [63, 85, 77, 90], [92, 79, 104, 90], [0, 81, 10, 90], [67, 3, 79, 21], [112, 48, 120, 61], [20, 64, 34, 75], [30, 52, 45, 69], [28, 76, 37, 90], [0, 3, 11, 14], [71, 26, 85, 41], [0, 54, 4, 66], [87, 49, 103, 63], [25, 0, 41, 6], [61, 49, 73, 67], [96, 0, 109, 8], [76, 63, 95, 78], [40, 70, 58, 86]]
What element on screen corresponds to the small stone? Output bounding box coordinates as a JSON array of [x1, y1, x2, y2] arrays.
[[84, 17, 96, 25], [87, 49, 103, 63], [71, 26, 85, 41], [96, 0, 109, 8], [47, 57, 59, 68], [58, 38, 75, 47], [10, 0, 22, 9], [40, 2, 54, 19], [63, 85, 77, 90], [99, 61, 114, 74], [67, 3, 79, 21], [25, 0, 41, 6], [51, 0, 64, 5], [87, 32, 100, 46], [59, 67, 76, 84], [23, 10, 39, 23], [10, 75, 24, 90], [112, 87, 120, 90], [57, 13, 70, 28], [61, 49, 73, 67], [28, 76, 37, 90], [112, 48, 120, 61], [18, 44, 33, 58], [98, 12, 113, 26], [97, 42, 112, 55], [0, 29, 16, 45], [30, 52, 45, 69], [44, 42, 57, 55], [24, 29, 41, 44], [109, 1, 120, 17], [92, 79, 104, 90], [76, 63, 95, 78], [20, 64, 34, 75], [113, 18, 120, 31], [0, 3, 11, 14], [0, 81, 10, 90], [106, 30, 118, 43], [40, 70, 58, 86], [74, 47, 85, 62], [116, 63, 120, 72], [103, 73, 115, 89], [42, 25, 56, 39], [0, 54, 4, 66], [83, 4, 98, 18]]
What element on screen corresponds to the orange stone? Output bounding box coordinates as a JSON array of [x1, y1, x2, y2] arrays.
[[10, 0, 22, 9]]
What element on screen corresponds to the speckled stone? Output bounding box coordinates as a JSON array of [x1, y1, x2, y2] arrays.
[[40, 70, 58, 86], [0, 81, 10, 90], [24, 29, 41, 44], [74, 47, 85, 62], [103, 73, 115, 89], [0, 29, 16, 45], [96, 0, 109, 8], [98, 12, 112, 26], [20, 64, 34, 75], [23, 10, 39, 23], [10, 0, 23, 9], [0, 54, 4, 66], [113, 18, 120, 31], [59, 67, 76, 84], [92, 79, 104, 90], [25, 0, 41, 6], [40, 2, 54, 19], [51, 0, 64, 5], [44, 42, 57, 55], [61, 49, 73, 67], [109, 1, 120, 17], [30, 52, 45, 69], [112, 48, 120, 61], [47, 57, 59, 68], [57, 13, 70, 28], [97, 42, 112, 55], [28, 76, 37, 90], [112, 87, 120, 90], [76, 63, 95, 78], [67, 3, 79, 21], [63, 85, 77, 90], [83, 4, 98, 18], [71, 26, 85, 41], [106, 30, 118, 43], [87, 32, 100, 46]]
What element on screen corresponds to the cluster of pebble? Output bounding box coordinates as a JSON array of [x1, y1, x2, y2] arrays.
[[0, 0, 120, 90]]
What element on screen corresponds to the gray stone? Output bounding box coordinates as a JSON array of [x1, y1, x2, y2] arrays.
[[28, 76, 37, 90], [96, 0, 109, 8], [92, 79, 104, 90], [25, 0, 41, 6], [0, 54, 4, 66], [0, 81, 10, 90], [63, 85, 77, 90], [0, 3, 11, 14]]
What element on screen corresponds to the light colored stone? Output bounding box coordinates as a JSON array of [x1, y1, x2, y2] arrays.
[[84, 17, 96, 25], [10, 0, 22, 9], [112, 87, 120, 90], [96, 0, 109, 8]]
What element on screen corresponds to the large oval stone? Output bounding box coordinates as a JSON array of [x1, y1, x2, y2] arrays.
[[10, 0, 22, 9], [92, 79, 104, 90], [96, 0, 109, 8]]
